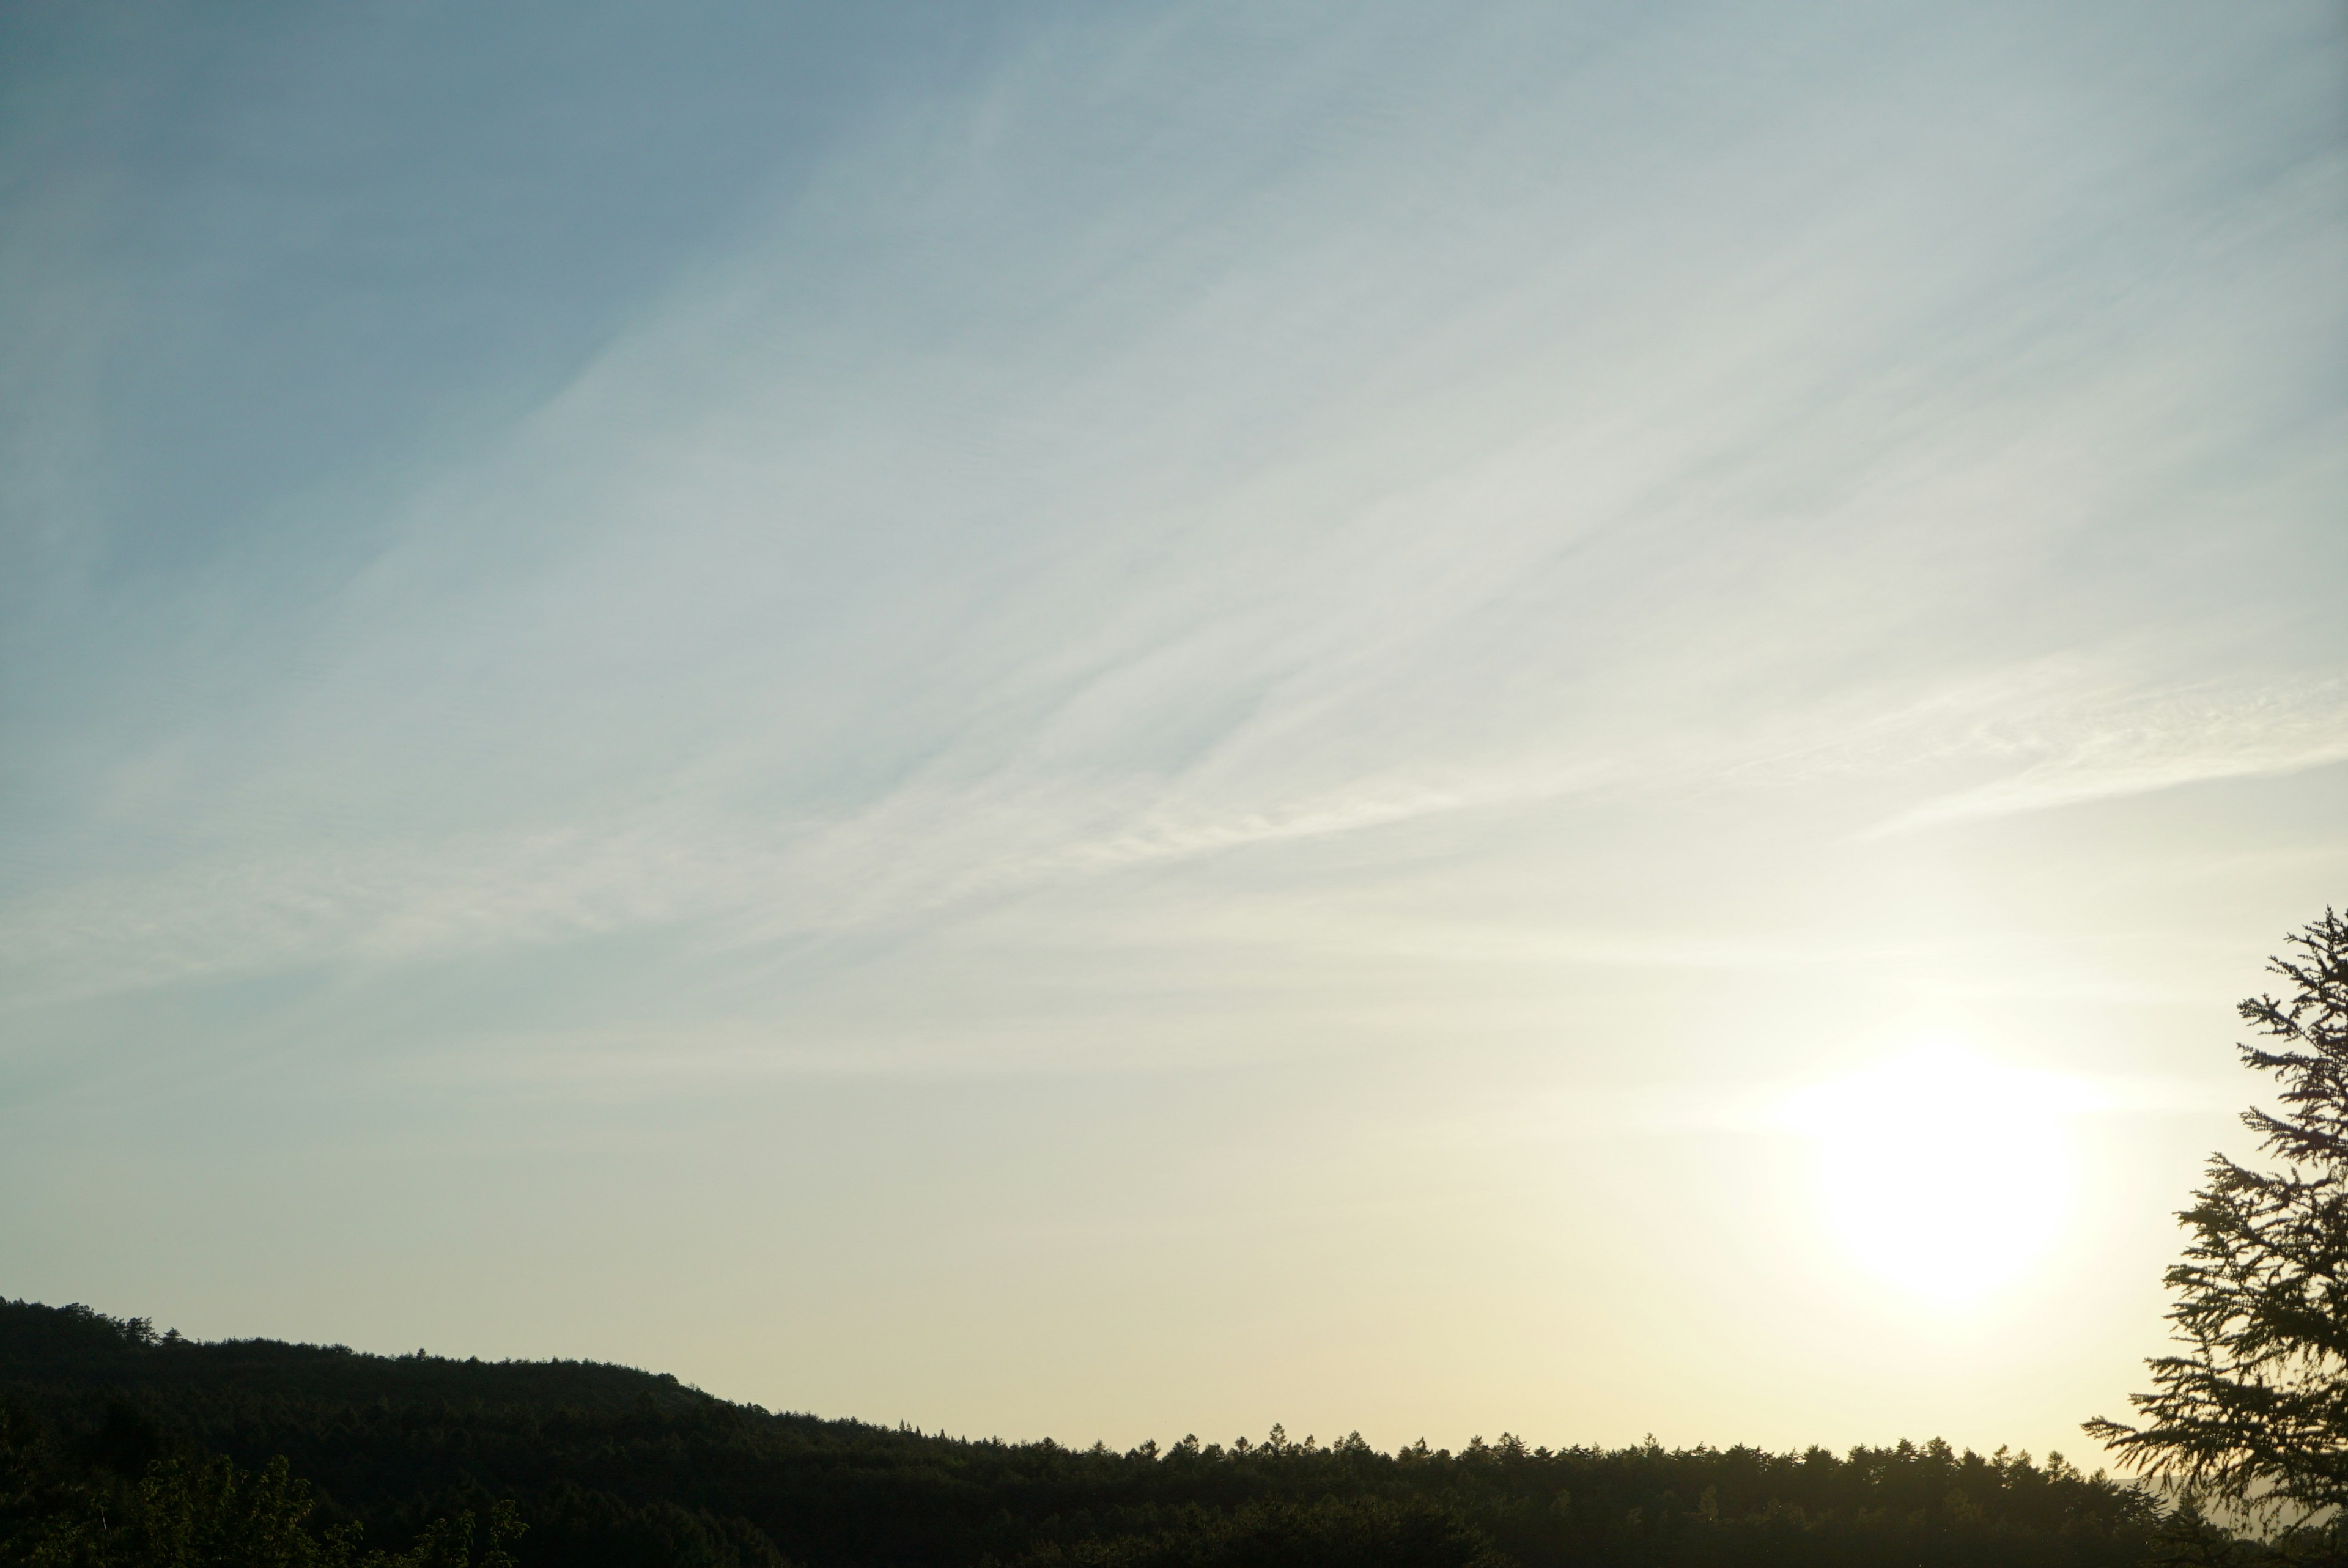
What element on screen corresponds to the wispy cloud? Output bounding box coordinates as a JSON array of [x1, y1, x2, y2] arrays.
[[1, 0, 2340, 1062], [1861, 675, 2348, 836]]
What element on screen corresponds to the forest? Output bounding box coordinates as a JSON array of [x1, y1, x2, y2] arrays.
[[0, 1295, 2291, 1568]]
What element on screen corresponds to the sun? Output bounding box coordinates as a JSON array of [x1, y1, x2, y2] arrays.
[[1781, 1041, 2095, 1306]]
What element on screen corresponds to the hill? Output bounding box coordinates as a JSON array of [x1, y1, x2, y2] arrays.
[[0, 1297, 2215, 1566]]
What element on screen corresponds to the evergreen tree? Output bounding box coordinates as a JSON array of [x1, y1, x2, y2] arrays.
[[2088, 909, 2348, 1533]]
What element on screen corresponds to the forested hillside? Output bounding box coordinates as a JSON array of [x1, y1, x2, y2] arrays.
[[0, 1298, 2264, 1566]]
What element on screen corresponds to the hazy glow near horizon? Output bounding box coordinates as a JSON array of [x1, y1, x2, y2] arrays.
[[1, 0, 2343, 1464]]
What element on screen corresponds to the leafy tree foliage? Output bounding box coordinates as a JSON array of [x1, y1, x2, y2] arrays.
[[2088, 910, 2348, 1537]]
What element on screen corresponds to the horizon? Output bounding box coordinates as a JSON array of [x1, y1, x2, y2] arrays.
[[2, 1, 2344, 1470], [0, 1294, 2144, 1470]]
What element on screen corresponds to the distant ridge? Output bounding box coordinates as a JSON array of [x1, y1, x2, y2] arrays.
[[0, 1297, 715, 1416], [0, 1297, 2196, 1567]]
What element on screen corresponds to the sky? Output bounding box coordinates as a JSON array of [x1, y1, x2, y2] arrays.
[[2, 0, 2344, 1465]]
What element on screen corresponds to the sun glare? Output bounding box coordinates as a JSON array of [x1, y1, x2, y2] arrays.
[[1782, 1042, 2097, 1306]]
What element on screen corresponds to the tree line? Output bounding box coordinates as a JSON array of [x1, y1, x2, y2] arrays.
[[0, 1299, 2221, 1567]]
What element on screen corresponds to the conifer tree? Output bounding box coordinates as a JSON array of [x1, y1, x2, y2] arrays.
[[2088, 909, 2348, 1529]]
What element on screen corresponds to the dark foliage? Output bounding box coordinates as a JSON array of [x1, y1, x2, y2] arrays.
[[0, 1391, 522, 1566], [0, 1297, 2220, 1567], [2088, 910, 2348, 1545]]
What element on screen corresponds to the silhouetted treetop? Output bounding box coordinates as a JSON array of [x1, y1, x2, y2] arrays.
[[2088, 908, 2348, 1540]]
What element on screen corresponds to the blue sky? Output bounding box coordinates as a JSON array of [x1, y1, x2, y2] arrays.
[[2, 1, 2344, 1457]]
